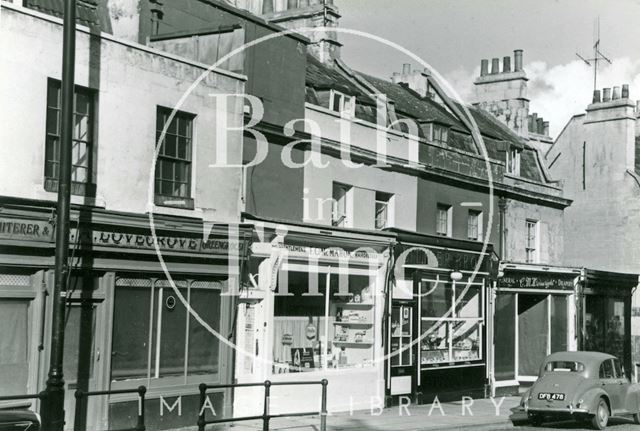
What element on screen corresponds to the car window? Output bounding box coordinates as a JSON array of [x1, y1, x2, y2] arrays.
[[600, 359, 615, 379], [544, 361, 585, 372], [613, 359, 623, 378]]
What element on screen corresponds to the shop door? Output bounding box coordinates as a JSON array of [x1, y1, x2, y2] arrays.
[[389, 302, 417, 398], [517, 294, 548, 377], [62, 299, 103, 431]]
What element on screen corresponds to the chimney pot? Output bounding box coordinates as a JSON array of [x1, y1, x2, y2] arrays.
[[592, 89, 601, 103], [622, 84, 630, 99], [514, 49, 523, 72], [537, 118, 544, 134], [543, 121, 550, 136], [603, 87, 611, 102], [612, 86, 621, 100], [480, 59, 489, 76], [528, 115, 534, 132], [503, 56, 511, 73], [491, 58, 500, 74], [402, 63, 411, 75]]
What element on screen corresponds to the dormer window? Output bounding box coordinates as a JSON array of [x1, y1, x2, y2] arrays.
[[507, 147, 521, 175], [330, 90, 355, 118], [424, 122, 449, 145]]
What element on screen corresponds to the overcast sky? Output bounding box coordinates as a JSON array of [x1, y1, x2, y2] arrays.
[[333, 0, 640, 137]]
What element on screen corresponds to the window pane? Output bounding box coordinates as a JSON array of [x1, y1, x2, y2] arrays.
[[163, 135, 177, 157], [158, 287, 188, 377], [111, 287, 151, 381], [74, 114, 89, 142], [0, 300, 29, 396], [75, 91, 91, 115], [47, 82, 60, 108], [46, 107, 59, 135], [605, 298, 626, 362], [273, 271, 327, 373], [420, 320, 450, 364], [455, 285, 481, 318], [550, 295, 567, 353], [421, 278, 452, 318], [187, 288, 221, 375], [452, 320, 481, 361]]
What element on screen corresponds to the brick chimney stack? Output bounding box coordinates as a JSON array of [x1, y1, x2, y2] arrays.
[[261, 0, 342, 63], [473, 49, 530, 137], [585, 83, 636, 173]]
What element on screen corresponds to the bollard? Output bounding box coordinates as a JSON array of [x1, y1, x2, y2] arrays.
[[198, 383, 207, 431], [320, 379, 328, 431], [263, 380, 271, 431], [137, 386, 146, 431]]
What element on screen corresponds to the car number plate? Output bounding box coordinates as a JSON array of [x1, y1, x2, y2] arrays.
[[538, 392, 565, 401]]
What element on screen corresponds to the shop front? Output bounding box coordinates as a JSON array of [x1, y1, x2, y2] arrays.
[[234, 219, 394, 414], [492, 263, 580, 395], [578, 269, 638, 376], [386, 230, 495, 404], [0, 200, 250, 430]]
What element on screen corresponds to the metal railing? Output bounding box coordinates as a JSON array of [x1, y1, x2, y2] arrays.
[[198, 379, 328, 431], [74, 386, 146, 431], [0, 392, 46, 403]]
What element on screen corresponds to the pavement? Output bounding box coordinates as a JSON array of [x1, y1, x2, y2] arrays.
[[228, 396, 525, 431]]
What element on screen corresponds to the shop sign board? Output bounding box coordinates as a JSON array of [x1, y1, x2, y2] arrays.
[[69, 228, 245, 256], [0, 217, 54, 243], [500, 272, 576, 291]]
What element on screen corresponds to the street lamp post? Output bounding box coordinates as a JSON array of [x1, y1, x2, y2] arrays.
[[41, 0, 76, 429]]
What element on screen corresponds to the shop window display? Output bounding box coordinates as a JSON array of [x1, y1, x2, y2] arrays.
[[585, 296, 626, 362], [419, 275, 483, 367], [273, 271, 375, 373]]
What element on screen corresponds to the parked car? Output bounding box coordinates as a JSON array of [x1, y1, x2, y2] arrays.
[[520, 351, 640, 429], [0, 409, 40, 431]]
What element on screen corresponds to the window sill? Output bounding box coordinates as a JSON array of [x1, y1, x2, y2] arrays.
[[154, 194, 195, 210], [44, 178, 96, 198]]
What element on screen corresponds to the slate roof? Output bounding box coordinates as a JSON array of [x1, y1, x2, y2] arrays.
[[304, 57, 546, 184], [306, 55, 373, 101]]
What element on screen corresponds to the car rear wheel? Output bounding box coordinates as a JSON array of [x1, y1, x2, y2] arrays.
[[591, 398, 609, 430]]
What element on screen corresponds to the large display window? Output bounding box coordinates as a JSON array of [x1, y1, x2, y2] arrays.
[[585, 296, 626, 363], [272, 269, 376, 373], [111, 276, 225, 385], [419, 274, 484, 367]]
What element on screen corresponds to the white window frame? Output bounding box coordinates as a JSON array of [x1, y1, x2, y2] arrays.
[[467, 210, 483, 241], [329, 89, 355, 118], [332, 182, 352, 227], [375, 191, 393, 230], [436, 204, 452, 237], [525, 220, 539, 263], [430, 123, 449, 145], [507, 147, 521, 176]]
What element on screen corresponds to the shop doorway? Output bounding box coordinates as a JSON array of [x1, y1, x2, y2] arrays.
[[494, 292, 570, 383], [59, 276, 106, 431], [388, 301, 416, 400]]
